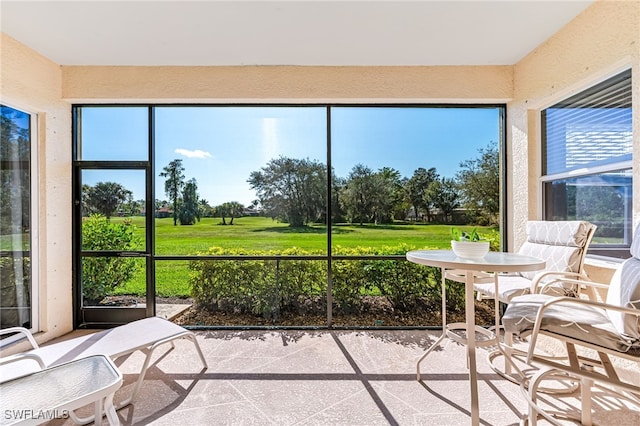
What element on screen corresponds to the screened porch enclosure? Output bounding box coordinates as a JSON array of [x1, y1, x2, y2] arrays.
[[73, 105, 504, 328]]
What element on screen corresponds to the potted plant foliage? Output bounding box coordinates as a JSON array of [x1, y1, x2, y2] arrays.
[[450, 228, 490, 258]]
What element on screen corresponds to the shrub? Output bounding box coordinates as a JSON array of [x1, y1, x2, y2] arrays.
[[0, 256, 31, 327], [190, 247, 275, 316], [189, 247, 326, 317], [483, 228, 501, 252], [333, 245, 441, 310], [81, 214, 141, 304], [189, 244, 456, 316]]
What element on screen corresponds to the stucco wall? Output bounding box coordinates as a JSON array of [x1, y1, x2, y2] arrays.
[[0, 33, 72, 342], [61, 65, 513, 103], [509, 0, 640, 251]]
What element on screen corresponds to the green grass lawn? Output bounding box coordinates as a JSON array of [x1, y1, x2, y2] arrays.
[[110, 216, 495, 298], [127, 216, 490, 253]]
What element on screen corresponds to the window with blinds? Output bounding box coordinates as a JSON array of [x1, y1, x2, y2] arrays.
[[541, 69, 633, 257]]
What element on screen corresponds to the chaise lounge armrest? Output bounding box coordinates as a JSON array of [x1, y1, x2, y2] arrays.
[[0, 328, 46, 381], [0, 326, 40, 351], [0, 351, 47, 381]]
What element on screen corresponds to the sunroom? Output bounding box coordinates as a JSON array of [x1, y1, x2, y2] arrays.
[[1, 1, 639, 424]]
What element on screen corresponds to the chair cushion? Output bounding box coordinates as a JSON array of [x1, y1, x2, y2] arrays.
[[474, 275, 531, 303], [475, 274, 570, 304], [631, 229, 640, 259], [526, 220, 594, 248], [605, 257, 640, 340], [518, 243, 582, 281], [503, 294, 639, 353], [518, 221, 593, 281]]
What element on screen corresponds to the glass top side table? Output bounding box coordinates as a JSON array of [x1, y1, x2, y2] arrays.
[[0, 354, 122, 426]]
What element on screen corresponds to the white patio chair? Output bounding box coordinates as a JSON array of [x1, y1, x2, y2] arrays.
[[445, 221, 597, 383], [445, 221, 596, 325], [0, 316, 208, 424], [501, 226, 640, 425], [471, 220, 597, 304]]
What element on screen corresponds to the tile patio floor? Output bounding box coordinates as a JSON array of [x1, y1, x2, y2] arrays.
[[43, 328, 639, 426]]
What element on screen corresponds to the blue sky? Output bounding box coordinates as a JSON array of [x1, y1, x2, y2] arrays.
[[80, 106, 501, 206], [1, 105, 30, 133]]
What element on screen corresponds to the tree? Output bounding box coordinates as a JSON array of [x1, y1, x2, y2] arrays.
[[0, 110, 30, 235], [81, 184, 96, 217], [331, 175, 347, 223], [179, 178, 200, 225], [216, 201, 245, 225], [340, 164, 376, 225], [160, 159, 185, 226], [405, 167, 439, 221], [227, 202, 244, 224], [569, 185, 625, 221], [456, 143, 499, 225], [199, 199, 213, 217], [430, 177, 460, 223], [155, 199, 169, 210], [0, 111, 29, 160], [248, 156, 326, 227], [215, 203, 229, 225], [121, 198, 145, 216], [374, 167, 404, 224], [84, 181, 132, 219]]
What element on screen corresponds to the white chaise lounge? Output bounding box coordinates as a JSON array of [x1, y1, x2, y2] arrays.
[[0, 317, 208, 413]]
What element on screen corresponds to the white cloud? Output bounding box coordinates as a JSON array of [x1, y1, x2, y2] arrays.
[[175, 148, 212, 159]]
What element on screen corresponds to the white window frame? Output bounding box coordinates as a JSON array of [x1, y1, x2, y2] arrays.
[[538, 67, 633, 257], [30, 110, 39, 333], [0, 101, 39, 333]]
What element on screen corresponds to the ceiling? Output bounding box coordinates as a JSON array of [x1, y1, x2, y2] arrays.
[[1, 0, 595, 66]]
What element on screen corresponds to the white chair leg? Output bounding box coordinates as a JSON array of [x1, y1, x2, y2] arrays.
[[580, 376, 594, 426], [104, 393, 120, 426], [504, 331, 513, 375], [527, 370, 542, 426], [416, 333, 447, 380], [186, 333, 209, 369], [525, 367, 567, 426], [94, 397, 104, 426], [115, 332, 208, 409]]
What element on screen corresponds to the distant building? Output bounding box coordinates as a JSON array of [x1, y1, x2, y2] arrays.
[[243, 207, 260, 216], [155, 207, 172, 218]]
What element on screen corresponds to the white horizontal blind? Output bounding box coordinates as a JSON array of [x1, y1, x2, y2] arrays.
[[542, 69, 632, 176]]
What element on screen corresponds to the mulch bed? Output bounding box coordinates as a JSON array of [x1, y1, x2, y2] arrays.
[[171, 296, 497, 328], [102, 295, 497, 328]]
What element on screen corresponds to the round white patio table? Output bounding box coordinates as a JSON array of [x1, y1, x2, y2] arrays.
[[406, 250, 545, 426]]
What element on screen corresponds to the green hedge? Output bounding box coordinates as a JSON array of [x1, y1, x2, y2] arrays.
[[81, 215, 142, 304], [0, 256, 31, 327], [189, 245, 456, 317]]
